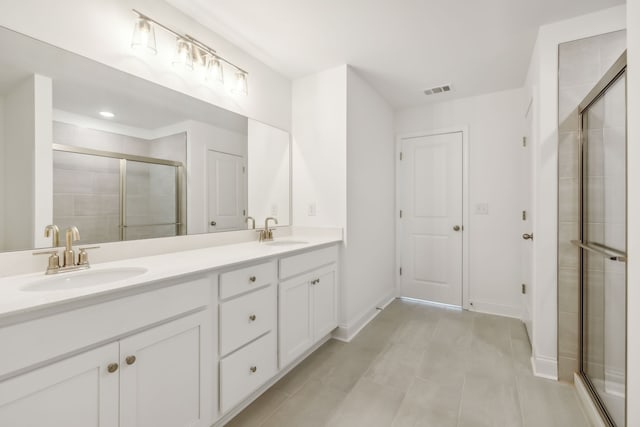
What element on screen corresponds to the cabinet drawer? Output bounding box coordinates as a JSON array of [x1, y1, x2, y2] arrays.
[[219, 332, 276, 414], [279, 245, 338, 280], [219, 286, 275, 357], [219, 261, 276, 300]]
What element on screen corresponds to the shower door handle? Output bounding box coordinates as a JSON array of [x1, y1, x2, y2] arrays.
[[522, 233, 533, 241]]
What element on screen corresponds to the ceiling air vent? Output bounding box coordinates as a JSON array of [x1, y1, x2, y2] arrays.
[[424, 84, 452, 96]]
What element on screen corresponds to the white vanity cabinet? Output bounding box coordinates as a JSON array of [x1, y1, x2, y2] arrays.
[[218, 261, 278, 414], [0, 276, 215, 427], [278, 246, 338, 368]]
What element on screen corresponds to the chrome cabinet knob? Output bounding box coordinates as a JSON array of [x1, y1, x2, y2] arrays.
[[522, 233, 534, 241], [249, 366, 257, 373], [249, 314, 257, 322], [107, 363, 119, 373], [453, 225, 461, 231], [249, 276, 256, 283], [125, 355, 136, 365], [210, 221, 217, 226]]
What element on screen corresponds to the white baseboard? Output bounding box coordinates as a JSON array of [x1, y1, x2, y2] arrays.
[[574, 373, 607, 427], [333, 292, 396, 342], [531, 354, 558, 380], [469, 300, 523, 319]]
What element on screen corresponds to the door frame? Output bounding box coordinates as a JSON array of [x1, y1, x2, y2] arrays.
[[395, 126, 470, 309]]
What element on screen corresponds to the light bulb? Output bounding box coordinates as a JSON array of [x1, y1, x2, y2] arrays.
[[205, 56, 224, 84], [173, 38, 193, 70], [232, 71, 248, 95], [131, 17, 157, 54]]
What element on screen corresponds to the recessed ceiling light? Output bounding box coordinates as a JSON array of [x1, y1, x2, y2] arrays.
[[99, 111, 115, 118]]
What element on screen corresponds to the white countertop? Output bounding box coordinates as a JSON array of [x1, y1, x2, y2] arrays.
[[0, 235, 341, 324]]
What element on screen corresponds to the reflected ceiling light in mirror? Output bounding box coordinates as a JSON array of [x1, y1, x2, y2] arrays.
[[232, 71, 248, 95], [99, 111, 115, 118], [131, 16, 157, 54], [130, 9, 248, 95]]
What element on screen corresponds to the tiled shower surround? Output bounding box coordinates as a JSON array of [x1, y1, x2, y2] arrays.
[[557, 31, 625, 383]]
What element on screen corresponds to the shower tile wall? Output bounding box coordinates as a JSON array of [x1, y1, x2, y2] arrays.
[[557, 31, 625, 382]]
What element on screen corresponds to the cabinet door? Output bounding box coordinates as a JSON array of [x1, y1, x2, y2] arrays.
[[312, 267, 338, 339], [278, 277, 313, 368], [119, 311, 211, 427], [0, 342, 119, 427]]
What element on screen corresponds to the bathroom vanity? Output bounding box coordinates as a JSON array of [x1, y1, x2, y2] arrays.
[[0, 236, 340, 426]]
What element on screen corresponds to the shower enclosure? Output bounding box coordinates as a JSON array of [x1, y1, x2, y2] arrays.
[[573, 52, 626, 426], [52, 144, 185, 245]]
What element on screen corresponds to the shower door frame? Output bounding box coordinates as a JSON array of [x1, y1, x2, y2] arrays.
[[52, 144, 186, 240], [575, 51, 627, 427]]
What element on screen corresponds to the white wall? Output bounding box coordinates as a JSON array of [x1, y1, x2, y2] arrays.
[[342, 67, 396, 334], [247, 119, 290, 227], [526, 5, 626, 379], [0, 98, 4, 250], [395, 88, 525, 318], [0, 0, 292, 131], [626, 0, 639, 423], [291, 66, 347, 232]]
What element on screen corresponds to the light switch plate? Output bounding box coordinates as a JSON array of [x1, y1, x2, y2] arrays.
[[475, 203, 489, 215], [308, 203, 317, 216]]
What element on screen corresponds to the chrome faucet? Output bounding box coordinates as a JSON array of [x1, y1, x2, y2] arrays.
[[33, 225, 99, 274], [246, 216, 255, 230], [259, 217, 278, 242]]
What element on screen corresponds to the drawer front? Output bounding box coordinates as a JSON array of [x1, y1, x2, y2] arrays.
[[219, 332, 276, 414], [279, 245, 338, 280], [219, 261, 276, 300], [219, 285, 276, 357]]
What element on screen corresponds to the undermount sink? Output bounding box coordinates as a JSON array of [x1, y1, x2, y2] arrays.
[[265, 240, 309, 246], [21, 267, 149, 292]]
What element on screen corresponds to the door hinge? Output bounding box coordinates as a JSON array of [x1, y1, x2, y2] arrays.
[[522, 137, 527, 147], [522, 210, 527, 221], [400, 152, 403, 161], [243, 209, 246, 216], [399, 267, 403, 276], [399, 210, 403, 218], [521, 283, 526, 294]]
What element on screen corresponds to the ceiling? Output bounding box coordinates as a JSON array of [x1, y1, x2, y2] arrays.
[[166, 0, 624, 109]]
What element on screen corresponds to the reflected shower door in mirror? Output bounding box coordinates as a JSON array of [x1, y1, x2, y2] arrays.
[[0, 25, 291, 252]]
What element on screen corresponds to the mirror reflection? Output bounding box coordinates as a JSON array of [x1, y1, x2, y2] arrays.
[[0, 26, 290, 252]]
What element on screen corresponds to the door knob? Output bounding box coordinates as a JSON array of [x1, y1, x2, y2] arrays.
[[522, 233, 534, 241], [210, 221, 217, 226], [453, 225, 461, 231]]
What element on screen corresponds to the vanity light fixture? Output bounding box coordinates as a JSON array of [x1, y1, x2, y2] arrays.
[[131, 9, 248, 95], [131, 16, 157, 54], [99, 111, 115, 118]]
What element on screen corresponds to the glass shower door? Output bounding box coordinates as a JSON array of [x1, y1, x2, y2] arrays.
[[579, 58, 626, 426], [122, 160, 181, 241]]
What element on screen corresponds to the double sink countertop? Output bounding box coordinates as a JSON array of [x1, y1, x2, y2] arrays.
[[0, 235, 341, 325]]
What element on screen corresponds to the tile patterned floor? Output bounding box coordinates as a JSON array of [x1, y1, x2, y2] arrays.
[[227, 299, 589, 427]]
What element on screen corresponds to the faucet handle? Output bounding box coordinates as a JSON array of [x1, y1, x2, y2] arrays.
[[78, 246, 100, 266], [33, 250, 61, 271]]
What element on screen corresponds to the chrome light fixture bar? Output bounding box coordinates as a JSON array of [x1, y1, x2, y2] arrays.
[[131, 9, 248, 95]]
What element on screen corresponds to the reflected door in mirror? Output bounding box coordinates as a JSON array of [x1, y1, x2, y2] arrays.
[[207, 150, 246, 232]]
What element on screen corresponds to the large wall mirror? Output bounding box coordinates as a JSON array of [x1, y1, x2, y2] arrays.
[[0, 26, 291, 252]]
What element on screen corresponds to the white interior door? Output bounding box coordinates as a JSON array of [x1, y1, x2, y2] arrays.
[[207, 150, 246, 232], [400, 132, 463, 306], [521, 99, 534, 342]]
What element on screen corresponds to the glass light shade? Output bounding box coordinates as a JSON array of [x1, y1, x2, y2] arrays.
[[131, 17, 157, 54], [232, 71, 248, 95], [173, 38, 193, 70], [205, 56, 224, 84]]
